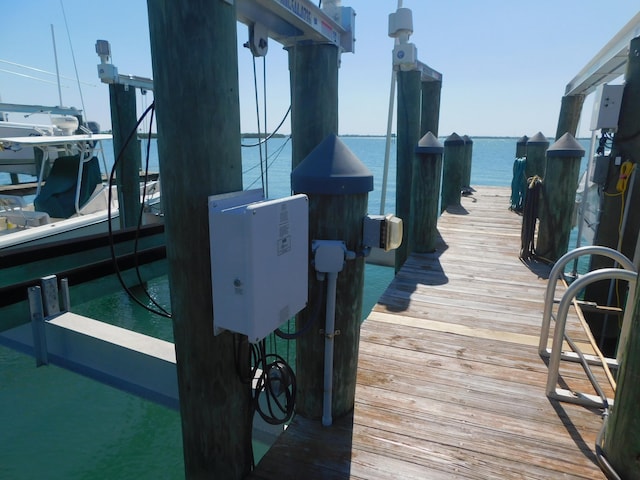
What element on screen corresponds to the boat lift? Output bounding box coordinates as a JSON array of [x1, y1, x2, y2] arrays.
[[96, 0, 356, 92]]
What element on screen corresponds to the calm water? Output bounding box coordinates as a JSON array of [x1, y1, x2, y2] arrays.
[[0, 136, 590, 479]]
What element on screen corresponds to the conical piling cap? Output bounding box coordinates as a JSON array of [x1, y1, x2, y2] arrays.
[[516, 135, 529, 158], [462, 134, 473, 145], [415, 131, 443, 154], [444, 132, 465, 146], [527, 132, 549, 146], [291, 133, 373, 195], [547, 132, 585, 158]]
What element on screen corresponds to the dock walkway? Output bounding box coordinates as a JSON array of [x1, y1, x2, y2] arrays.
[[250, 186, 611, 479]]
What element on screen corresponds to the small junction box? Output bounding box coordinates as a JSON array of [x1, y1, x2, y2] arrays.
[[208, 190, 308, 343], [590, 84, 624, 131]]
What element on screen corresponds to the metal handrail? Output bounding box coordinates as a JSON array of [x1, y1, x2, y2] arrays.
[[546, 267, 637, 408], [539, 245, 636, 356]]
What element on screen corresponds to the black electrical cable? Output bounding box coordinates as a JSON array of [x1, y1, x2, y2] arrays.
[[130, 103, 171, 317], [107, 100, 171, 319], [241, 106, 291, 148], [252, 339, 296, 425], [274, 273, 325, 339], [244, 136, 291, 191]]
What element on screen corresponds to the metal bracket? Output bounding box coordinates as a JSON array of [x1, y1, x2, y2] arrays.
[[319, 329, 340, 339]]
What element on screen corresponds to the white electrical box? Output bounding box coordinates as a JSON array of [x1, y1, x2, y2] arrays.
[[590, 84, 624, 131], [208, 190, 309, 343], [393, 43, 418, 70]]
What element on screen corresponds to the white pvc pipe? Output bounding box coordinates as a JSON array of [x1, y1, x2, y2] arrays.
[[322, 271, 338, 427], [380, 68, 396, 214]]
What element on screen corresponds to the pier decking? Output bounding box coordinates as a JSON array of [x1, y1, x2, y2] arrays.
[[250, 186, 611, 479]]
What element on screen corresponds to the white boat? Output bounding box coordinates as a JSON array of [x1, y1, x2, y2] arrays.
[[0, 103, 162, 253]]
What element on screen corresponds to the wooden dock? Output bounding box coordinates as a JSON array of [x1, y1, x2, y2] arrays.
[[250, 186, 612, 479]]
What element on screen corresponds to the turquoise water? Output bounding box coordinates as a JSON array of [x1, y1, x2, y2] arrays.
[[0, 136, 590, 479]]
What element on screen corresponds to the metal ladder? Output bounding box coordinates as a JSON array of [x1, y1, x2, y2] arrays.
[[539, 245, 637, 407]]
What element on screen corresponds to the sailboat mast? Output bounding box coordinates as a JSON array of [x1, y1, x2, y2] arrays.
[[50, 24, 63, 107]]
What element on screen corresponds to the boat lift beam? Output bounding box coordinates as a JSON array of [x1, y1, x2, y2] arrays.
[[96, 1, 355, 90], [564, 12, 640, 96], [235, 0, 355, 52], [0, 278, 179, 409], [416, 60, 442, 82], [0, 275, 284, 442]]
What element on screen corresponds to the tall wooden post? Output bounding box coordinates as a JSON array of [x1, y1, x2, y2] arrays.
[[600, 38, 640, 478], [288, 44, 339, 169], [412, 132, 443, 252], [585, 37, 640, 351], [462, 135, 473, 191], [525, 132, 549, 180], [441, 132, 465, 212], [395, 69, 422, 272], [109, 83, 141, 228], [516, 135, 528, 159], [535, 133, 584, 262], [292, 134, 373, 421], [146, 1, 251, 478], [555, 94, 585, 140], [420, 79, 441, 137]]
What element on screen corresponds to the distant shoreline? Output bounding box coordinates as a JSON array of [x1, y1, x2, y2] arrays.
[[115, 132, 589, 141]]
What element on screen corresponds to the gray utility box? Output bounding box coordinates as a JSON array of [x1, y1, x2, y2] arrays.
[[208, 190, 308, 343]]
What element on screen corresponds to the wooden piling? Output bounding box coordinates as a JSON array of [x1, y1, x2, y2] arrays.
[[555, 94, 585, 140], [524, 131, 549, 180], [411, 132, 443, 252], [109, 83, 141, 228], [535, 133, 584, 262], [441, 132, 465, 212], [395, 69, 422, 272], [420, 79, 441, 137], [462, 135, 473, 190], [601, 38, 640, 479], [288, 44, 339, 169], [291, 134, 373, 421], [585, 37, 640, 352], [146, 1, 251, 478], [516, 134, 528, 159]]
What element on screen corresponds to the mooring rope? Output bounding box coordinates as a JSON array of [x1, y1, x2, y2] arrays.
[[519, 175, 542, 260]]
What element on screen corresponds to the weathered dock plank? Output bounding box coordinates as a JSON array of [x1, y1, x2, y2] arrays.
[[249, 186, 611, 479]]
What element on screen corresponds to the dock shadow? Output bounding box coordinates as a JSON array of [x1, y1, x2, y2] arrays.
[[443, 204, 470, 215], [547, 398, 599, 466], [519, 257, 552, 280], [250, 411, 355, 479], [539, 356, 600, 467], [377, 229, 449, 313]]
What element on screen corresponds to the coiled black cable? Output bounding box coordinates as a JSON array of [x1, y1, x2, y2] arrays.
[[251, 339, 296, 425]]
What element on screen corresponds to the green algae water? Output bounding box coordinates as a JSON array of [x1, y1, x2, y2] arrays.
[[0, 136, 589, 478]]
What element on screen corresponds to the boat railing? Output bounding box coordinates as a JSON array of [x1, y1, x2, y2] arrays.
[[540, 245, 637, 408]]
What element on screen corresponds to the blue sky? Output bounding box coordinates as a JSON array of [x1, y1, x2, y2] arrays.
[[1, 1, 638, 137]]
